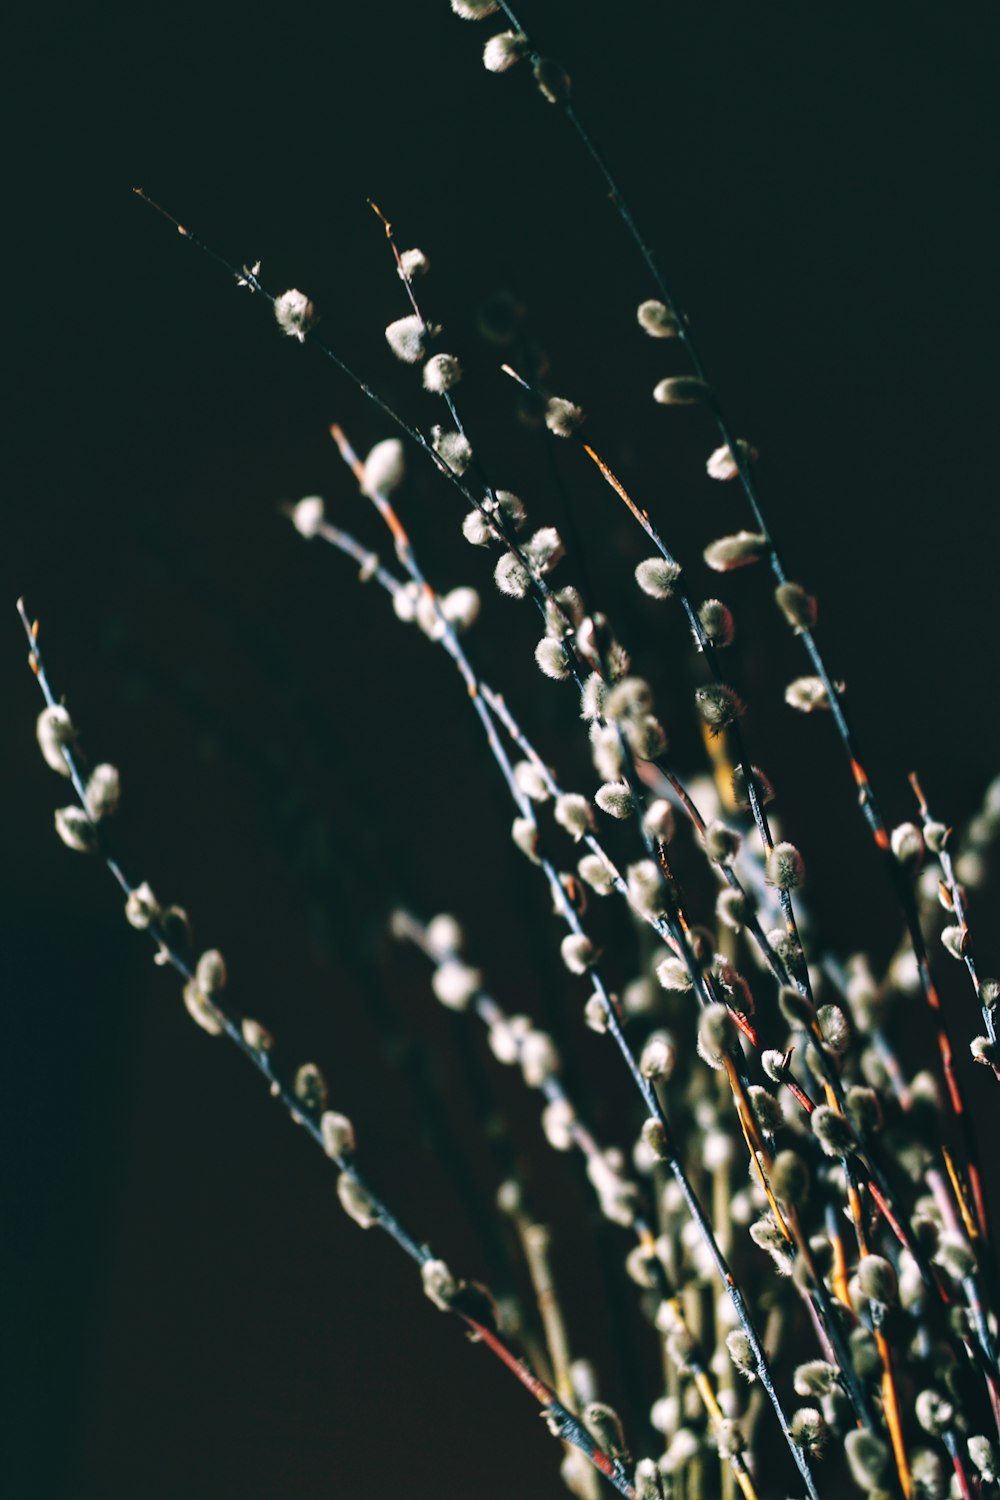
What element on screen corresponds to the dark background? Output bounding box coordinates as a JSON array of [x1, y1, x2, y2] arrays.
[[6, 3, 1000, 1497]]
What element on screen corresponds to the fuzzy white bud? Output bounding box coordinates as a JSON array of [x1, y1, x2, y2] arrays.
[[554, 792, 594, 842], [534, 638, 571, 680], [561, 933, 596, 975], [423, 353, 462, 393], [544, 396, 586, 437], [635, 557, 681, 599], [321, 1111, 356, 1160], [706, 440, 755, 481], [37, 704, 75, 776], [362, 439, 406, 497], [483, 30, 528, 72], [54, 805, 97, 854], [595, 781, 633, 820], [273, 289, 317, 342], [84, 764, 120, 820], [290, 496, 326, 538], [432, 959, 482, 1011], [397, 246, 430, 279]]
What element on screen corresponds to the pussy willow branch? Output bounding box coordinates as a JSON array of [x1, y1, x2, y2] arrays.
[[16, 598, 636, 1500], [395, 910, 761, 1500], [910, 772, 998, 1053], [482, 1, 991, 1232], [299, 460, 820, 1497], [320, 452, 882, 1447]]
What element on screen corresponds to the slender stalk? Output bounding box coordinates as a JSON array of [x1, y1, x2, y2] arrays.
[[482, 0, 990, 1225], [18, 599, 636, 1500]]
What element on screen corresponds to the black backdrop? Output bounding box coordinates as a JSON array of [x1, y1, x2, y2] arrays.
[[7, 4, 1000, 1497]]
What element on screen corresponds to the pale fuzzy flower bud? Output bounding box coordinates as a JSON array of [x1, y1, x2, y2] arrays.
[[697, 599, 735, 650], [577, 853, 615, 896], [288, 495, 325, 538], [934, 1232, 977, 1282], [553, 792, 594, 842], [432, 958, 482, 1011], [794, 1360, 837, 1398], [36, 704, 75, 777], [651, 1396, 680, 1435], [183, 979, 225, 1035], [640, 1031, 676, 1082], [590, 723, 624, 781], [653, 374, 712, 406], [440, 587, 480, 634], [294, 1062, 328, 1113], [695, 683, 744, 731], [542, 1097, 576, 1151], [595, 781, 633, 819], [635, 557, 681, 599], [524, 526, 565, 577], [520, 1029, 560, 1087], [624, 1243, 658, 1290], [337, 1172, 379, 1228], [703, 531, 768, 572], [494, 551, 530, 599], [273, 288, 317, 342], [511, 815, 540, 863], [422, 352, 462, 393], [697, 1004, 736, 1071], [661, 1428, 700, 1473], [424, 913, 462, 960], [397, 246, 429, 279], [857, 1253, 897, 1306], [726, 1330, 756, 1380], [385, 314, 431, 364], [717, 888, 748, 931], [637, 299, 678, 338], [845, 1430, 891, 1490], [641, 799, 675, 845], [543, 396, 586, 437], [748, 1086, 783, 1136], [775, 581, 818, 632], [811, 1103, 856, 1157], [561, 933, 596, 975], [641, 1117, 670, 1161], [421, 1257, 458, 1311], [628, 860, 663, 917], [321, 1111, 356, 1160], [54, 805, 97, 854], [392, 581, 421, 623], [483, 30, 528, 72], [785, 675, 833, 712], [766, 841, 805, 891], [125, 881, 159, 929], [633, 1457, 665, 1500], [242, 1018, 273, 1052], [362, 438, 406, 497], [817, 1003, 850, 1054], [535, 637, 571, 680], [582, 1402, 629, 1464], [915, 1389, 956, 1439], [514, 760, 551, 803], [702, 1129, 733, 1172], [714, 1420, 745, 1460], [702, 820, 741, 864], [462, 508, 493, 546], [431, 426, 473, 474], [584, 992, 609, 1032], [415, 589, 447, 641], [941, 923, 967, 960], [488, 1013, 531, 1065], [85, 763, 120, 820], [656, 956, 692, 993], [451, 0, 499, 16], [196, 949, 226, 996], [706, 440, 755, 480], [604, 676, 653, 722], [971, 1035, 1000, 1067], [790, 1408, 827, 1456], [968, 1436, 1000, 1483], [560, 1450, 594, 1500], [892, 820, 924, 868]]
